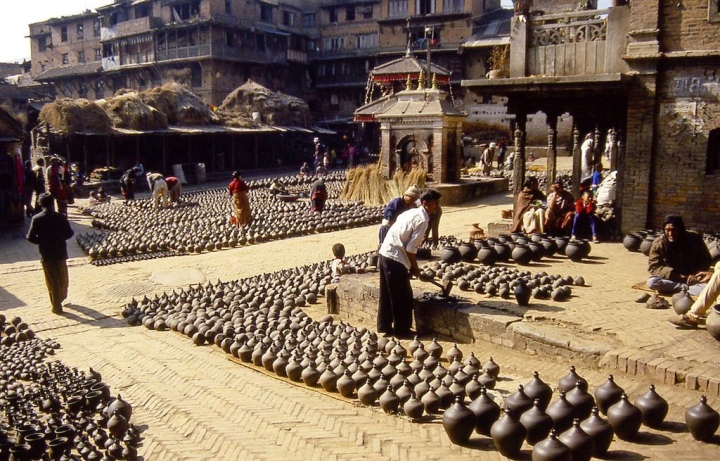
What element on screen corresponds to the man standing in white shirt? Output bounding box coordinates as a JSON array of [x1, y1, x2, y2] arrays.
[[377, 189, 442, 337]]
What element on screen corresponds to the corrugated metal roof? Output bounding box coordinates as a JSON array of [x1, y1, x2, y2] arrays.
[[462, 36, 510, 48]]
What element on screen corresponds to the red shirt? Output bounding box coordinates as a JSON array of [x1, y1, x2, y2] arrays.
[[228, 178, 248, 195], [165, 176, 179, 189]]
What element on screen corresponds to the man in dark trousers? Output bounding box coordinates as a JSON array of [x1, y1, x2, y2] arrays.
[[377, 189, 442, 337], [26, 193, 74, 314]]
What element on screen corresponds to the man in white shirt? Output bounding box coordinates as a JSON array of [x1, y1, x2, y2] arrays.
[[377, 189, 442, 337]]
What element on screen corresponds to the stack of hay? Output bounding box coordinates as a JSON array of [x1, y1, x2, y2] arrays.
[[39, 99, 112, 135], [142, 82, 218, 125], [219, 79, 310, 127], [98, 91, 168, 130]]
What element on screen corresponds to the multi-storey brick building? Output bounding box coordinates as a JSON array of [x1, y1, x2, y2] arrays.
[[29, 0, 499, 116]]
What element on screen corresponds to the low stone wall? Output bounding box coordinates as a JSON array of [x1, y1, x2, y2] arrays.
[[326, 273, 610, 368], [432, 178, 508, 206]]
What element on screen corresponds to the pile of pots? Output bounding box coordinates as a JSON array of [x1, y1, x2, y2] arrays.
[[0, 315, 140, 460], [439, 232, 592, 266], [419, 261, 582, 305], [444, 365, 720, 459], [76, 173, 382, 265], [116, 254, 720, 456]]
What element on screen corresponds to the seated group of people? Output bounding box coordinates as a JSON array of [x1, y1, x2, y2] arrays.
[[511, 177, 599, 242]]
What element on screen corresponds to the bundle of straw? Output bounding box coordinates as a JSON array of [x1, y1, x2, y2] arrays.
[[341, 162, 427, 206]]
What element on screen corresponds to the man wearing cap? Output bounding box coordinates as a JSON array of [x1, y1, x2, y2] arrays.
[[648, 214, 712, 296], [378, 185, 421, 245], [26, 193, 74, 314], [378, 189, 442, 337]]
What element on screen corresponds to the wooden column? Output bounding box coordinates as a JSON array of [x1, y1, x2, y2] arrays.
[[512, 114, 527, 197], [612, 128, 622, 172], [571, 126, 581, 198], [545, 113, 558, 194]]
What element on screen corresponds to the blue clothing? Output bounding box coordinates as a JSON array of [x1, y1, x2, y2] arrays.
[[591, 171, 602, 190], [378, 197, 411, 244]]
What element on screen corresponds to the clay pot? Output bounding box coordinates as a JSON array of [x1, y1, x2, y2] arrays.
[[358, 379, 379, 406], [512, 244, 533, 265], [564, 241, 584, 262], [24, 432, 46, 460], [525, 371, 553, 411], [558, 366, 587, 393], [478, 246, 498, 266], [379, 386, 400, 414], [107, 410, 129, 438], [594, 374, 624, 415], [685, 395, 720, 442], [528, 241, 545, 262], [504, 384, 534, 415], [319, 368, 338, 392], [672, 289, 694, 315], [443, 397, 476, 445], [520, 399, 554, 445], [580, 406, 614, 457], [493, 243, 511, 262], [531, 430, 571, 461], [479, 356, 498, 377], [640, 235, 656, 256], [458, 243, 478, 262], [491, 408, 527, 458], [634, 385, 668, 428], [336, 370, 356, 398], [514, 282, 531, 307], [421, 387, 441, 414], [108, 394, 133, 421], [706, 306, 720, 341], [546, 392, 576, 434], [565, 382, 595, 421], [477, 369, 497, 390], [541, 238, 558, 257], [441, 246, 462, 264], [469, 387, 501, 436], [301, 365, 321, 387], [623, 233, 642, 252], [558, 419, 594, 461], [606, 393, 642, 441], [554, 236, 569, 253], [403, 393, 425, 419]]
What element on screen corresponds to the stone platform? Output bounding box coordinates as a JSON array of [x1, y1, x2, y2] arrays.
[[428, 177, 508, 205]]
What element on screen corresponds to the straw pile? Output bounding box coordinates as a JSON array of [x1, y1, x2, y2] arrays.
[[39, 98, 112, 134], [219, 79, 310, 127], [141, 82, 218, 125], [98, 92, 168, 130], [341, 162, 427, 206]]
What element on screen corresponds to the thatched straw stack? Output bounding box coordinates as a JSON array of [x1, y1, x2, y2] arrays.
[[142, 82, 218, 125], [39, 98, 112, 134], [341, 162, 427, 206], [99, 92, 168, 130], [220, 79, 310, 127]]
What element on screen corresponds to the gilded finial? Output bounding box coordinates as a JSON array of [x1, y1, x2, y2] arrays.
[[418, 71, 426, 90], [432, 73, 438, 89], [406, 74, 413, 90]]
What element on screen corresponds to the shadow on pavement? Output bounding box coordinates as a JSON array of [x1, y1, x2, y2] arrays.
[[601, 449, 648, 460], [632, 431, 674, 446], [61, 304, 127, 329], [0, 287, 27, 310]]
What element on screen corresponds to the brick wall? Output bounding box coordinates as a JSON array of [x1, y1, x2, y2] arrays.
[[660, 0, 720, 53], [649, 65, 720, 231], [619, 74, 657, 232]]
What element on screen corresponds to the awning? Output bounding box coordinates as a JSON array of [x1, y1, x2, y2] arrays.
[[462, 37, 510, 48], [253, 23, 291, 36], [311, 126, 336, 135]]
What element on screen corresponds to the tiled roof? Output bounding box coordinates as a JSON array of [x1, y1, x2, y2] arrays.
[[371, 56, 451, 77], [35, 62, 103, 82]]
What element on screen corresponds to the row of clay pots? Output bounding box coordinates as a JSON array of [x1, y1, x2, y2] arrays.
[[77, 172, 381, 264]]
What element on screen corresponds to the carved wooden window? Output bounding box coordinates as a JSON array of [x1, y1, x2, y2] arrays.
[[77, 24, 84, 40], [61, 53, 69, 65], [93, 19, 101, 37], [707, 128, 720, 173], [61, 26, 68, 42]]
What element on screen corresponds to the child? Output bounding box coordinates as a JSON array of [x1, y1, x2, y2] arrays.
[[571, 190, 599, 243], [331, 243, 350, 283]]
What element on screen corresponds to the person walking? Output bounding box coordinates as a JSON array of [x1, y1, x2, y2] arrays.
[[120, 167, 139, 202], [229, 171, 251, 227], [46, 156, 69, 214], [26, 193, 74, 314], [23, 160, 37, 218], [377, 189, 442, 337]]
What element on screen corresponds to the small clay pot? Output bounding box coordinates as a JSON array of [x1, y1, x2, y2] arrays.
[[531, 430, 571, 461], [491, 408, 527, 458], [580, 406, 614, 457], [443, 396, 476, 445], [685, 395, 720, 442], [634, 384, 668, 429], [606, 393, 642, 441], [594, 374, 624, 415]]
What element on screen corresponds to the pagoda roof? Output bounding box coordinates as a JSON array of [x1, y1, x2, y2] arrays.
[[371, 55, 451, 83]]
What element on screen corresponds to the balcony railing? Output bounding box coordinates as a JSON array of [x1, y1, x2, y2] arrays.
[[120, 51, 155, 66], [156, 45, 212, 61], [287, 49, 308, 63], [101, 16, 162, 41], [526, 8, 624, 77]]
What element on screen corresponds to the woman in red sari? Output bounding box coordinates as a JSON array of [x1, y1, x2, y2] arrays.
[[228, 171, 251, 227]]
